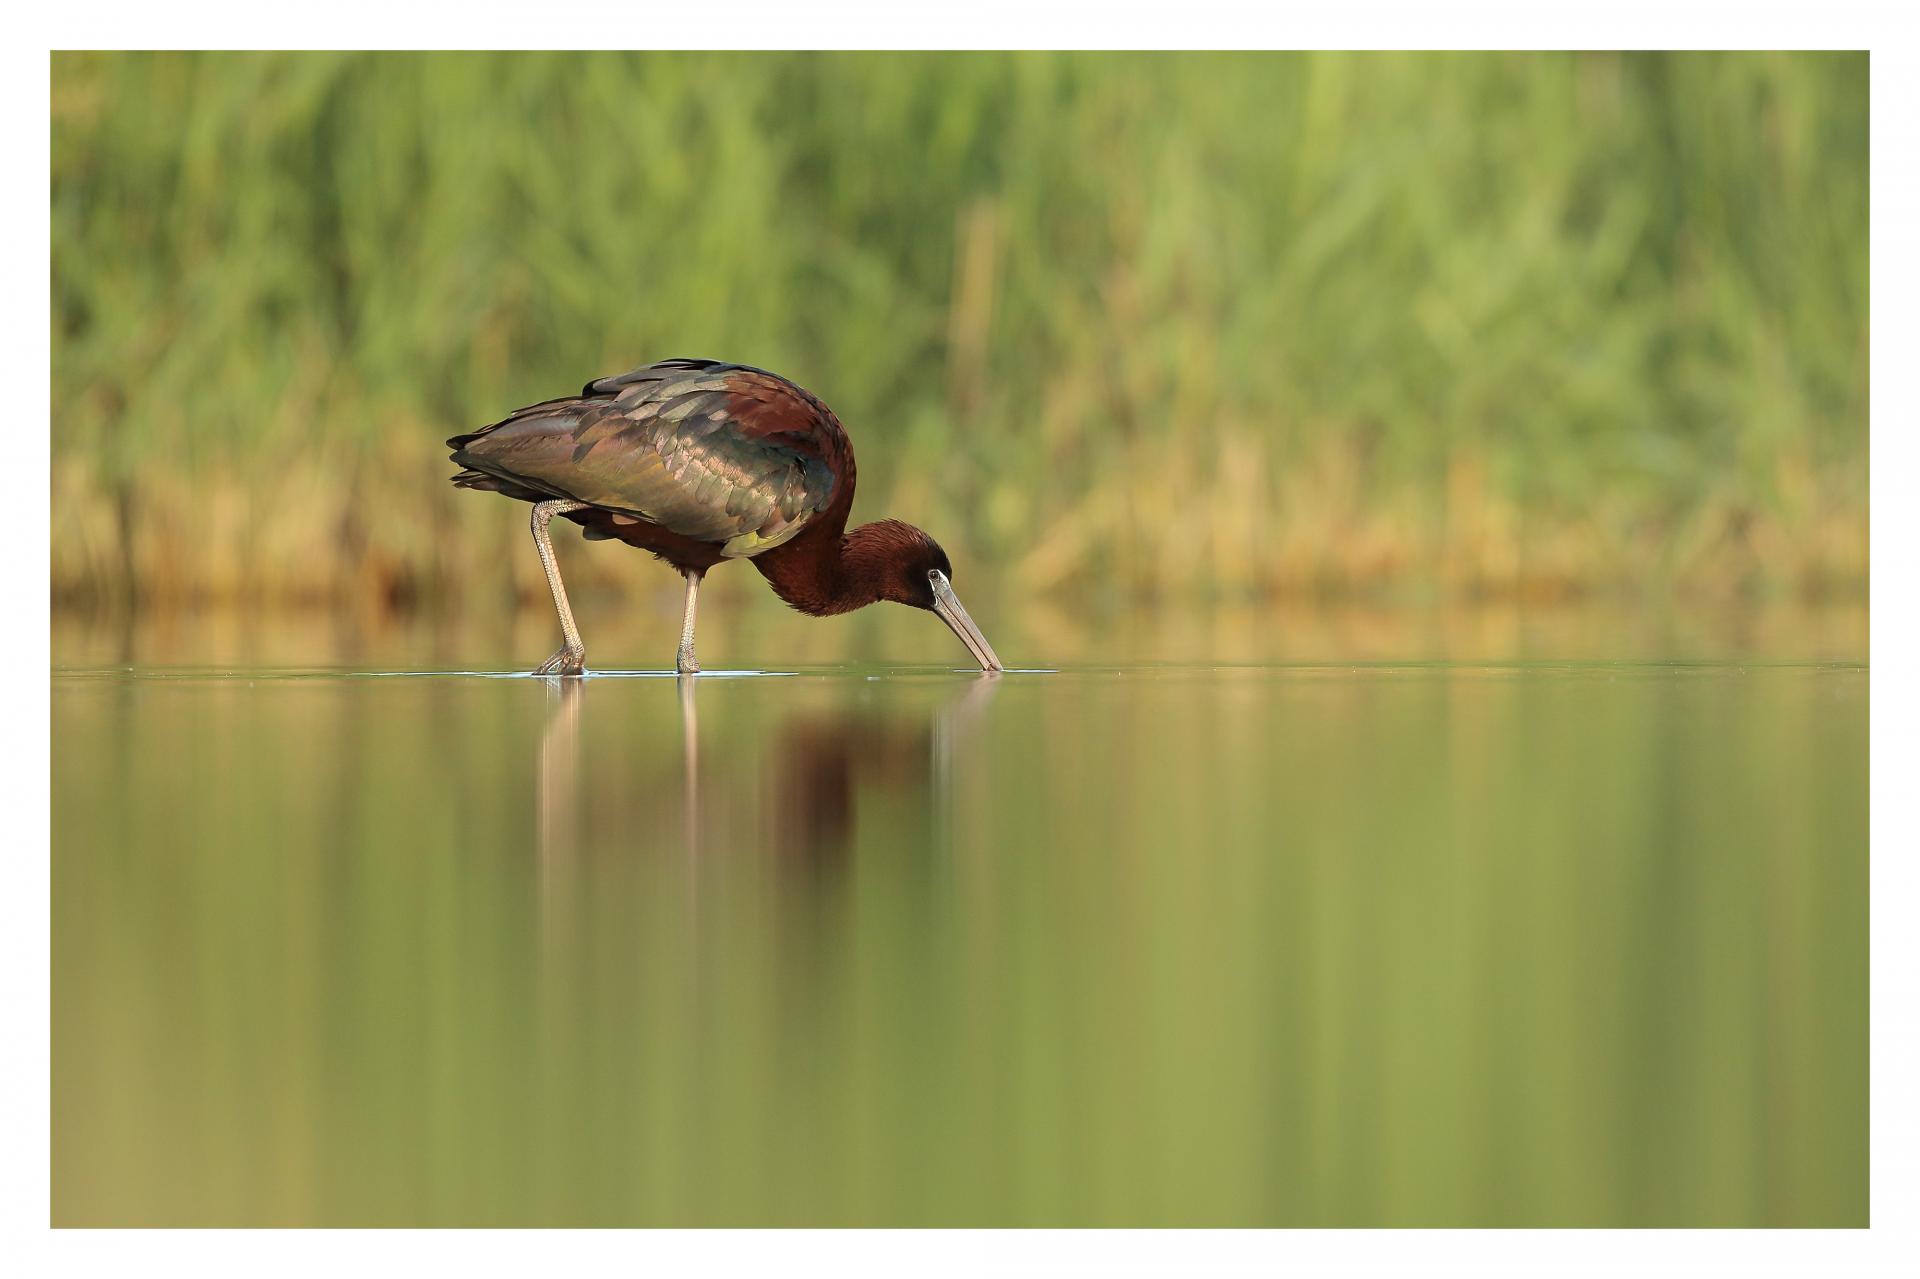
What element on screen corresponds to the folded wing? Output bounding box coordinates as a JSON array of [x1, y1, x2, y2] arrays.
[[448, 359, 844, 557]]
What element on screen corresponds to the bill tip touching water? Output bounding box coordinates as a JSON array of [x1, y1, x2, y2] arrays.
[[448, 358, 1003, 675]]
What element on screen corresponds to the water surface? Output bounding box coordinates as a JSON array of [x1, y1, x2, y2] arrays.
[[51, 609, 1868, 1225]]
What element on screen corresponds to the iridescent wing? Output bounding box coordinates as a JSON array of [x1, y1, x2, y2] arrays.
[[448, 359, 848, 557]]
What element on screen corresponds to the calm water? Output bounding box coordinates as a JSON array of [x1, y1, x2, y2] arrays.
[[51, 606, 1868, 1225]]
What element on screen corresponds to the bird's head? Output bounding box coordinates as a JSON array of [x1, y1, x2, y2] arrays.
[[843, 520, 1003, 672]]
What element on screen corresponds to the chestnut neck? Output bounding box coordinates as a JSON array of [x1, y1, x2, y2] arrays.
[[752, 521, 906, 617]]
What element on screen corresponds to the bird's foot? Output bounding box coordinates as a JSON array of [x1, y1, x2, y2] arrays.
[[675, 653, 700, 676], [535, 643, 587, 677]]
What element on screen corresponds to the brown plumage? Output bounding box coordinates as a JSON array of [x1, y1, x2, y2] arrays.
[[448, 358, 1002, 675]]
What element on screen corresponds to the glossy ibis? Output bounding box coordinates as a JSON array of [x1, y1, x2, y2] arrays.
[[447, 359, 1002, 675]]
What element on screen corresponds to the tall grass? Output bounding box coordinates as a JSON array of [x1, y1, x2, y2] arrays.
[[51, 52, 1868, 608]]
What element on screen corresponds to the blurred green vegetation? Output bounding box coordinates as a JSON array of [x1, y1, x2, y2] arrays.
[[51, 51, 1868, 608]]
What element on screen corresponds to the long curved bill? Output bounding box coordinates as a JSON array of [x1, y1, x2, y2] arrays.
[[928, 570, 1003, 673]]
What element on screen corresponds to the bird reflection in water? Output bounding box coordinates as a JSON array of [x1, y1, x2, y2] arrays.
[[754, 678, 995, 876], [534, 673, 999, 893], [537, 676, 584, 891]]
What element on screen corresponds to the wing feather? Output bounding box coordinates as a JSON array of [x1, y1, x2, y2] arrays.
[[447, 359, 845, 556]]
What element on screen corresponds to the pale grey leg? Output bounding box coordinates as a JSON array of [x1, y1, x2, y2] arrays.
[[676, 570, 704, 675], [531, 499, 590, 676]]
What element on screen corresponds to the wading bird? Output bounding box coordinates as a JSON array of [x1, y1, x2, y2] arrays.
[[448, 358, 1002, 676]]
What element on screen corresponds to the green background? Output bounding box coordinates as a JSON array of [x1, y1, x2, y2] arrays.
[[51, 51, 1868, 609], [49, 52, 1870, 1228]]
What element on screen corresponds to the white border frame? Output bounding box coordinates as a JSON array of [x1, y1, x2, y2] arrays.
[[14, 4, 1911, 1273]]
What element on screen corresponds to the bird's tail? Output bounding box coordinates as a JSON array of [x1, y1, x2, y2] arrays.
[[447, 466, 549, 503]]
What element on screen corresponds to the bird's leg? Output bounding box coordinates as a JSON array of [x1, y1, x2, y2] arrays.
[[530, 499, 590, 676], [676, 569, 704, 675]]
